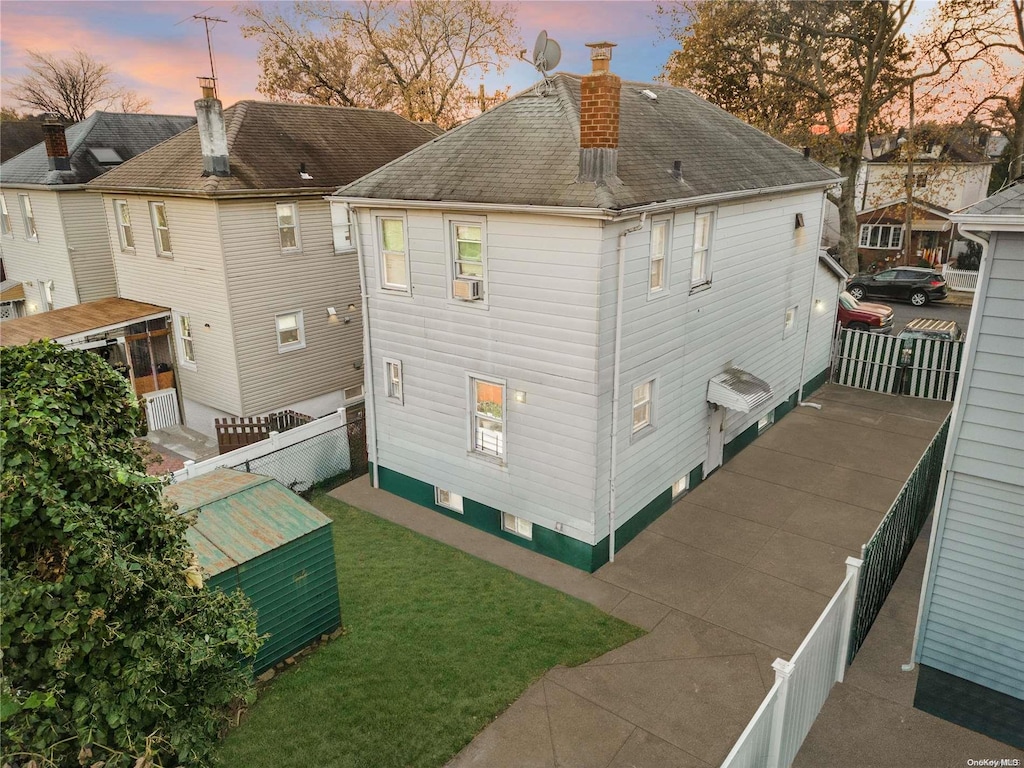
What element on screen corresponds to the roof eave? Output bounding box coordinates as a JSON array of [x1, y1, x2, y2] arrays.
[[0, 181, 90, 192], [950, 213, 1024, 232], [88, 184, 341, 199]]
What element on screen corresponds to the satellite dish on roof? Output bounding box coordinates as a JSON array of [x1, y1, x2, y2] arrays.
[[532, 30, 561, 75]]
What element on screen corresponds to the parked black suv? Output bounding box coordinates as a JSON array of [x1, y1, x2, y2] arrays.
[[846, 267, 947, 307]]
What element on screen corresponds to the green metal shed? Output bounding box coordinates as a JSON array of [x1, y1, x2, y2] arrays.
[[165, 468, 342, 673]]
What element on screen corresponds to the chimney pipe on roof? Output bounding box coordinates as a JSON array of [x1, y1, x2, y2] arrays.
[[578, 41, 620, 183], [195, 78, 230, 177], [42, 117, 71, 171]]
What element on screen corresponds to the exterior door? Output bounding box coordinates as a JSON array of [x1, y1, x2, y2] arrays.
[[704, 405, 725, 479]]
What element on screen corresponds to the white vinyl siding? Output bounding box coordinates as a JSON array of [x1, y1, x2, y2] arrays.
[[0, 190, 79, 312], [276, 310, 305, 352], [378, 215, 410, 292], [174, 311, 197, 369], [859, 223, 903, 249], [276, 202, 300, 252], [149, 201, 172, 257], [19, 194, 37, 241], [114, 199, 134, 250], [691, 209, 714, 287], [60, 191, 118, 303], [0, 195, 11, 236]]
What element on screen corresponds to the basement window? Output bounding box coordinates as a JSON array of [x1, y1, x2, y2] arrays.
[[672, 475, 689, 498], [435, 488, 464, 513], [758, 411, 775, 433], [502, 512, 533, 540]]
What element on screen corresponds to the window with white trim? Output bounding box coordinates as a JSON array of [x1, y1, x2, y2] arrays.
[[114, 200, 134, 251], [758, 411, 775, 433], [632, 380, 654, 434], [435, 488, 464, 513], [692, 209, 714, 287], [276, 202, 300, 251], [672, 475, 689, 498], [502, 512, 533, 539], [19, 194, 37, 241], [344, 384, 364, 402], [384, 358, 403, 403], [330, 202, 352, 252], [649, 218, 669, 294], [470, 376, 505, 459], [451, 220, 485, 300], [173, 311, 196, 369], [378, 216, 409, 291], [783, 305, 798, 338], [275, 310, 305, 352], [37, 279, 53, 311], [858, 224, 903, 250], [0, 195, 11, 237], [149, 201, 172, 256]]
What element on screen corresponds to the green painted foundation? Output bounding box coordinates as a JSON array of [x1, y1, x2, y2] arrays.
[[375, 372, 828, 573]]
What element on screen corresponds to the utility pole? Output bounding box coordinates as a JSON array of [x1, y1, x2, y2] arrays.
[[903, 81, 915, 266]]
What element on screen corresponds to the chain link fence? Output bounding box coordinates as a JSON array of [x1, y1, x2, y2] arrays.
[[849, 414, 951, 662]]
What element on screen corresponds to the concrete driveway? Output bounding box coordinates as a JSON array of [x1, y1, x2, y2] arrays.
[[332, 384, 951, 767]]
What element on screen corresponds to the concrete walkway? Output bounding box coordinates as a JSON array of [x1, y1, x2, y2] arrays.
[[331, 384, 951, 767], [795, 519, 1024, 768]]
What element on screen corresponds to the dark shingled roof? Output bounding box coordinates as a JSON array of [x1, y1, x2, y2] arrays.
[[88, 101, 440, 196], [337, 74, 839, 210], [0, 112, 196, 186], [956, 181, 1024, 217], [871, 139, 989, 165]]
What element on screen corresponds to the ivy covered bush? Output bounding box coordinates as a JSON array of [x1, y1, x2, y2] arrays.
[[1, 342, 260, 767]]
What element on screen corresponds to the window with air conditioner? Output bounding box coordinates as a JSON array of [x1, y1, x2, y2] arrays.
[[449, 218, 486, 302]]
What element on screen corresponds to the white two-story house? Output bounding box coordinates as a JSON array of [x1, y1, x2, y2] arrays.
[[332, 42, 841, 571], [87, 87, 438, 438], [0, 112, 195, 314]]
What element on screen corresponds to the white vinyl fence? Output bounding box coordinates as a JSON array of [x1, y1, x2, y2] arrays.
[[942, 265, 978, 292], [171, 409, 350, 493], [721, 557, 863, 768], [144, 388, 181, 432]]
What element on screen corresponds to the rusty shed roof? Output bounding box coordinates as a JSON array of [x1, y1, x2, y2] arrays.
[[0, 297, 169, 346], [165, 468, 331, 577]]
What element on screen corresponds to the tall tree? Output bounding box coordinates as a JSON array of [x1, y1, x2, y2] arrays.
[[661, 0, 999, 273], [238, 0, 520, 129], [1, 342, 259, 768], [6, 49, 151, 122]]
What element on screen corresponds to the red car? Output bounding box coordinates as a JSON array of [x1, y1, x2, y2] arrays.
[[837, 291, 894, 333]]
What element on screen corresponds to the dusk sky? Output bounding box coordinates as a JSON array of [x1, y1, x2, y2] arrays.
[[0, 1, 701, 116]]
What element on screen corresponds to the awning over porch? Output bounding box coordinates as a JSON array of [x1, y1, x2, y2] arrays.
[[707, 368, 773, 413], [0, 298, 169, 347]]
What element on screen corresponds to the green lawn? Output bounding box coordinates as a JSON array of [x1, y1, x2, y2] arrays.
[[215, 494, 643, 768]]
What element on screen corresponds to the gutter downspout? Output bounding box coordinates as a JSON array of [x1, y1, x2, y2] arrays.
[[607, 212, 647, 563], [349, 205, 380, 488], [797, 191, 830, 410], [903, 225, 989, 672]]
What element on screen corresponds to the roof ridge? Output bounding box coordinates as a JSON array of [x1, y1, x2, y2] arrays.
[[170, 468, 272, 512], [63, 112, 101, 157], [552, 74, 580, 138]]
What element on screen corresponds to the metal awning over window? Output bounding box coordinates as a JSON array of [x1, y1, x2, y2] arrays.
[[707, 368, 773, 413]]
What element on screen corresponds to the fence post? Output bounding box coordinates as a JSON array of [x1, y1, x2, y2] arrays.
[[183, 459, 195, 479], [837, 557, 863, 684], [337, 406, 347, 427], [766, 658, 794, 768], [269, 430, 280, 449]]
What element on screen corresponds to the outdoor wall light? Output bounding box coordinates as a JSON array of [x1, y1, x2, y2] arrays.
[[327, 306, 337, 317], [514, 390, 527, 404], [203, 323, 212, 331], [347, 303, 357, 312], [814, 299, 825, 311]]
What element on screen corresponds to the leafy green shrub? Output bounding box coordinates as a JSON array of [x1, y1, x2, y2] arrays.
[[1, 341, 260, 767]]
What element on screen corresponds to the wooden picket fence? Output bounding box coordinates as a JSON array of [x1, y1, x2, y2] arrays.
[[214, 409, 314, 454]]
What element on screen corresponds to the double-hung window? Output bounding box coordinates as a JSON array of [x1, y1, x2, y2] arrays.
[[174, 311, 196, 369], [0, 195, 11, 237], [470, 376, 505, 459], [859, 224, 903, 250], [384, 358, 403, 403], [275, 310, 305, 352], [649, 218, 669, 294], [632, 380, 653, 434], [114, 200, 134, 250], [692, 209, 714, 288], [451, 220, 485, 301], [276, 203, 300, 251], [19, 194, 37, 241], [379, 217, 409, 292], [149, 202, 172, 257], [783, 305, 798, 338], [330, 202, 352, 252]]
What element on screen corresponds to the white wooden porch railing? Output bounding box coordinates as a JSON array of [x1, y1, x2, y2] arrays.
[[942, 265, 978, 292], [144, 388, 181, 432], [720, 557, 863, 768]]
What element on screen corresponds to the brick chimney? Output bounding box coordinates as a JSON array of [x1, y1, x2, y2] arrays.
[[42, 117, 71, 171], [194, 77, 230, 177], [578, 41, 620, 183]]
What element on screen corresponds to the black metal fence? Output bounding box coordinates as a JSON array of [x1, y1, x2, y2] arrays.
[[849, 414, 951, 662]]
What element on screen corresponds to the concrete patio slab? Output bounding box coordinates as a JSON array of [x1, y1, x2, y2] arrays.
[[649, 500, 776, 565], [606, 727, 711, 768], [748, 529, 860, 596], [608, 592, 673, 631], [781, 495, 885, 551], [544, 680, 636, 768]]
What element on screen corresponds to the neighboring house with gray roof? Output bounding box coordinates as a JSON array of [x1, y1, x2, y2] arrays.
[[331, 42, 841, 571], [0, 112, 195, 314], [912, 181, 1024, 749], [87, 88, 438, 438]]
